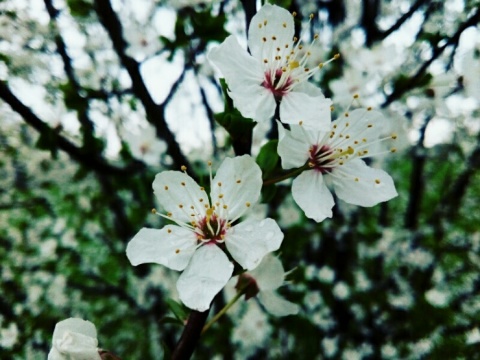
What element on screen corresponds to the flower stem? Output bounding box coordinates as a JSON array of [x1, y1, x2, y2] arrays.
[[201, 290, 245, 335], [263, 165, 309, 186]]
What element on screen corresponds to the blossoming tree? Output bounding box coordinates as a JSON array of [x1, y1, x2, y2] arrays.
[[1, 0, 480, 359]]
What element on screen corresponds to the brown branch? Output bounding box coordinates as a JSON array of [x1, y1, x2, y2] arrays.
[[171, 309, 210, 360], [379, 0, 428, 40], [383, 6, 480, 107], [94, 0, 190, 169], [0, 81, 144, 176]]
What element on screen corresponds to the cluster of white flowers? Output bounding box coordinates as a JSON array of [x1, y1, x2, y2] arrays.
[[123, 3, 397, 315]]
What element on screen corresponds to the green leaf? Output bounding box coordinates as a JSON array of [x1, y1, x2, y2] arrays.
[[256, 140, 279, 177], [165, 298, 189, 322], [66, 0, 92, 17], [261, 184, 277, 203]]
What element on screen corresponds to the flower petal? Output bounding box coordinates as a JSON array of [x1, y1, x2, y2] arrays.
[[49, 318, 100, 360], [126, 227, 197, 271], [292, 170, 334, 222], [249, 254, 284, 291], [208, 35, 264, 91], [210, 155, 262, 221], [176, 244, 233, 311], [248, 4, 295, 61], [277, 123, 310, 169], [331, 159, 397, 206], [153, 170, 208, 224], [280, 91, 332, 131], [258, 290, 299, 317], [226, 218, 283, 270], [229, 85, 276, 123]]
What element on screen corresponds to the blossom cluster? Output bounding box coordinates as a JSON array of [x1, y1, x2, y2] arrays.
[[124, 3, 397, 314]]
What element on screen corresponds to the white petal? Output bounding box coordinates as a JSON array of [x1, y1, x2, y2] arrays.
[[292, 170, 334, 222], [277, 123, 310, 169], [208, 35, 264, 91], [229, 85, 276, 123], [331, 159, 397, 206], [210, 155, 262, 221], [176, 244, 233, 311], [258, 290, 299, 317], [52, 318, 97, 341], [49, 318, 100, 360], [248, 4, 295, 61], [126, 227, 197, 271], [280, 92, 332, 131], [249, 254, 284, 291], [225, 218, 283, 270], [153, 170, 208, 224]]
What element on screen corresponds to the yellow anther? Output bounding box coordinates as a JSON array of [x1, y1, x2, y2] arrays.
[[272, 36, 277, 40], [318, 63, 324, 68], [367, 106, 373, 111], [333, 124, 337, 129], [353, 93, 359, 99], [334, 53, 340, 59], [283, 22, 287, 28], [367, 124, 373, 128], [299, 120, 303, 125], [200, 186, 205, 191], [355, 178, 359, 182], [181, 182, 186, 186], [207, 161, 212, 166], [308, 161, 315, 168], [223, 205, 228, 209], [375, 179, 381, 184], [218, 182, 222, 187], [219, 194, 224, 198], [309, 13, 314, 19], [293, 36, 298, 42], [314, 34, 319, 39], [262, 37, 267, 42], [345, 112, 349, 117], [264, 59, 268, 63], [347, 146, 354, 155], [289, 60, 300, 69], [168, 229, 172, 233], [179, 204, 183, 209], [151, 208, 157, 214], [199, 198, 204, 202], [390, 148, 397, 153], [246, 202, 251, 207], [346, 122, 350, 127], [292, 11, 297, 17], [175, 249, 180, 254], [304, 68, 310, 72], [330, 105, 335, 111], [164, 185, 168, 190], [181, 165, 187, 172], [264, 20, 267, 25], [258, 23, 262, 29], [167, 212, 172, 217], [236, 179, 241, 184], [391, 133, 398, 140]]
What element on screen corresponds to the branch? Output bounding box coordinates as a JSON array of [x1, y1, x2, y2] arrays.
[[379, 0, 428, 40], [382, 7, 480, 107], [171, 309, 210, 360], [0, 81, 145, 176], [94, 0, 190, 169]]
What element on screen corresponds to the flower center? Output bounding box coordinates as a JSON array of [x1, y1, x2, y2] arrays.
[[308, 144, 336, 174], [262, 68, 294, 99], [195, 208, 227, 244]]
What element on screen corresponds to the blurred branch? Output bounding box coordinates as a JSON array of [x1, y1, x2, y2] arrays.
[[383, 6, 480, 107], [94, 0, 191, 169], [361, 0, 381, 46], [404, 115, 431, 231], [171, 309, 210, 360], [379, 0, 428, 41], [0, 81, 144, 176], [240, 0, 256, 37], [44, 0, 96, 147]]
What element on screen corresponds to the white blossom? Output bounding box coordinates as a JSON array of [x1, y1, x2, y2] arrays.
[[47, 318, 101, 360], [208, 4, 332, 130], [126, 155, 283, 311], [244, 254, 299, 316], [277, 108, 398, 222]]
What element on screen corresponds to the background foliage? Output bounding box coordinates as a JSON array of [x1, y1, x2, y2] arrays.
[[1, 0, 480, 358]]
